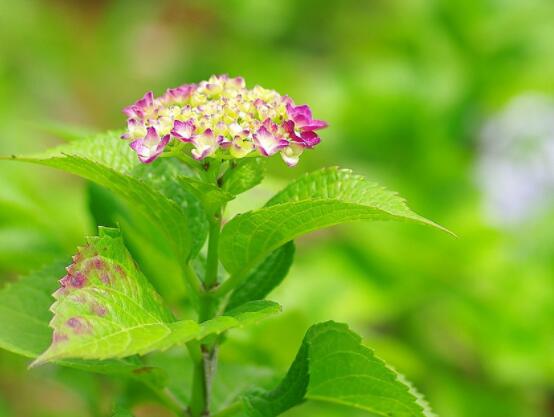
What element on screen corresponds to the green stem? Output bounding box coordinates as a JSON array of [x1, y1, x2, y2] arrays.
[[204, 212, 222, 289], [188, 158, 227, 417], [188, 342, 208, 417]]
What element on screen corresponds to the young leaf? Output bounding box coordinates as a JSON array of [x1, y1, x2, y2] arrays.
[[243, 321, 436, 417], [219, 167, 450, 283], [226, 242, 295, 311], [33, 228, 281, 365]]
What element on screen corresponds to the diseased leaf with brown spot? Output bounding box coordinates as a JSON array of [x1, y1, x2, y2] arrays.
[[33, 228, 281, 364]]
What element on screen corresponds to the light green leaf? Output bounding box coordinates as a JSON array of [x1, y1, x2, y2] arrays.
[[219, 167, 450, 279], [33, 228, 281, 364], [222, 158, 266, 196], [38, 130, 139, 173], [243, 321, 437, 417], [226, 242, 295, 311]]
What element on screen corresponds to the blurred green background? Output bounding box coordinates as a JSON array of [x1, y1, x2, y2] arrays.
[[1, 0, 554, 416]]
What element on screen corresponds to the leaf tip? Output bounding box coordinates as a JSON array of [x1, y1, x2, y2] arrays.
[[28, 353, 51, 369]]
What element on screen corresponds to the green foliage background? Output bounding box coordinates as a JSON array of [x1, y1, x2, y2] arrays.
[[0, 0, 553, 416]]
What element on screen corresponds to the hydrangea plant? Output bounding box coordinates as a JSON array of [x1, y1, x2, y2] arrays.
[[0, 75, 448, 417]]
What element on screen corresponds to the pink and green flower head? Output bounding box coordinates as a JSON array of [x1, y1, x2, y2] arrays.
[[121, 75, 327, 166]]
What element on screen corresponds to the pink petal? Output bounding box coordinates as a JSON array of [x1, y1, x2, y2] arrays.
[[191, 129, 218, 160], [253, 126, 288, 156], [299, 131, 321, 148], [172, 119, 196, 142], [300, 119, 328, 131], [130, 128, 170, 164]]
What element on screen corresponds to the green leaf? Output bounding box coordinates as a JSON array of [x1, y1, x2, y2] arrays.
[[222, 158, 266, 196], [219, 167, 450, 280], [0, 260, 66, 358], [0, 259, 166, 386], [33, 228, 281, 365], [131, 158, 210, 256], [87, 182, 125, 229], [4, 133, 193, 261], [243, 321, 437, 417], [37, 130, 139, 172], [226, 242, 295, 311]]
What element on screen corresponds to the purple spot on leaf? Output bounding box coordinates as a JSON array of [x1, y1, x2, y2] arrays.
[[115, 265, 125, 277], [91, 303, 107, 316], [72, 295, 86, 304], [92, 257, 105, 270], [53, 332, 68, 344], [69, 272, 87, 288], [66, 317, 91, 334]]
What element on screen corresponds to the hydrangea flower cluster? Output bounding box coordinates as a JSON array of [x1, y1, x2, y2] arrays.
[[121, 75, 327, 166]]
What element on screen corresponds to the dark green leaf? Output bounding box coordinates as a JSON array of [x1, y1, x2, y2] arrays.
[[226, 242, 295, 311]]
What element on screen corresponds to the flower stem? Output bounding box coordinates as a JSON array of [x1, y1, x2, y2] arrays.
[[188, 159, 226, 417]]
